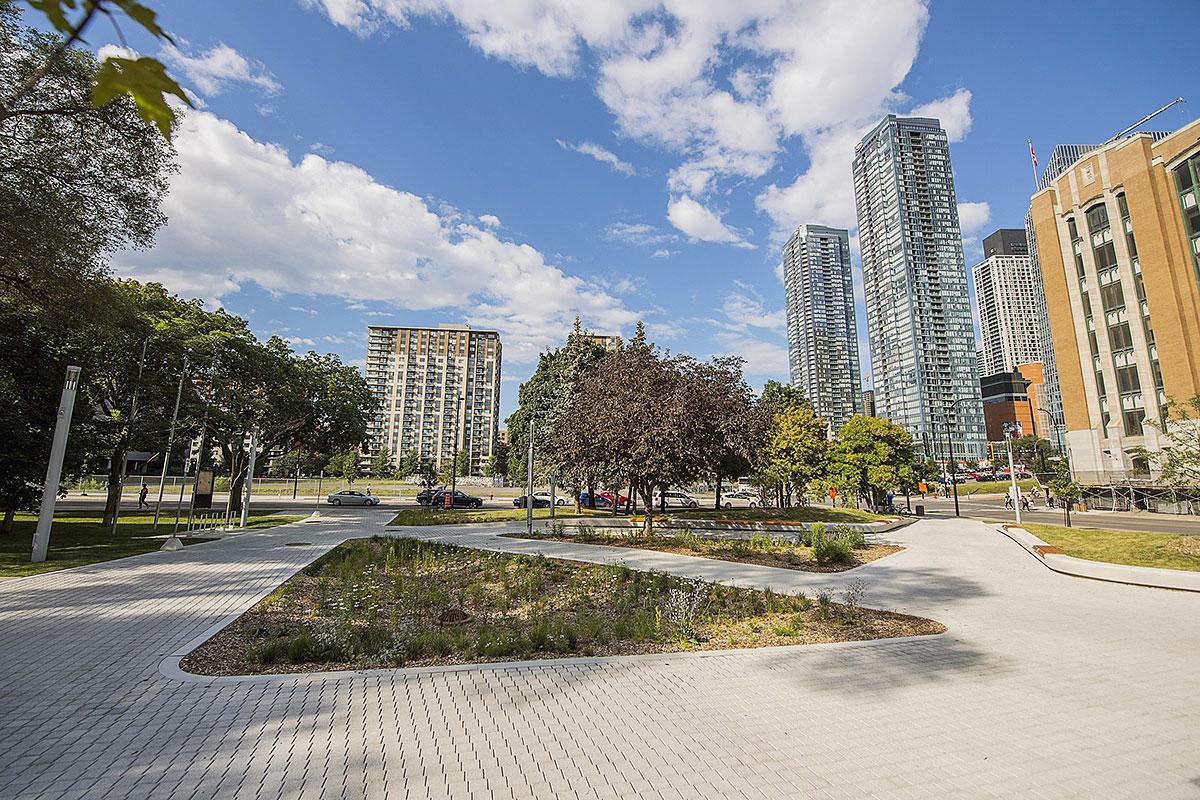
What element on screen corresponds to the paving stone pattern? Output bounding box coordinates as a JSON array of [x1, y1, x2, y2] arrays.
[[1, 511, 1199, 799]]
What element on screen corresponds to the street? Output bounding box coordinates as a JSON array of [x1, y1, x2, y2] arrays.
[[922, 494, 1200, 536]]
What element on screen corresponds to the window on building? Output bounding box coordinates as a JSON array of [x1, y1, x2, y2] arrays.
[[1116, 365, 1141, 394], [1108, 322, 1133, 350], [1122, 409, 1143, 437], [1173, 152, 1200, 280], [1100, 281, 1125, 312], [1086, 203, 1109, 233]]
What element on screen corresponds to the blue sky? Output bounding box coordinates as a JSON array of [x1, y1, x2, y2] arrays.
[[44, 0, 1197, 421]]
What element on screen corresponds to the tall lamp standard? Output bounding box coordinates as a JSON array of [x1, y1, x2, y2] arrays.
[[942, 396, 979, 518]]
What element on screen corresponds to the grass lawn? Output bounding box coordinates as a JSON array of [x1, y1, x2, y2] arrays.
[[667, 506, 886, 523], [388, 507, 612, 526], [0, 511, 302, 579], [1023, 523, 1200, 573], [182, 537, 943, 675], [510, 527, 902, 572], [952, 479, 1038, 497]]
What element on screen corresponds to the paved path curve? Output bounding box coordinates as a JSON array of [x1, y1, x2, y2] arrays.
[[1, 512, 1198, 799]]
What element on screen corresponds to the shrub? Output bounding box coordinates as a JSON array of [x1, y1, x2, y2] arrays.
[[816, 590, 833, 620], [811, 524, 853, 565], [773, 614, 806, 637], [835, 525, 866, 549]]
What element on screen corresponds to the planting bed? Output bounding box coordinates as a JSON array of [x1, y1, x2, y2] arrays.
[[509, 524, 903, 573], [182, 536, 942, 675]]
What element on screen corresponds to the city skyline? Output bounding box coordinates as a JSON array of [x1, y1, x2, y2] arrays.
[[63, 0, 1193, 421]]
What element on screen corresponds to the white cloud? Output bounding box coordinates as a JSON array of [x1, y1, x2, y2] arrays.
[[289, 305, 319, 316], [113, 110, 638, 363], [479, 214, 502, 227], [556, 139, 636, 175], [957, 201, 990, 236], [722, 284, 787, 331], [97, 44, 137, 61], [910, 88, 973, 142], [651, 248, 672, 258], [301, 1, 965, 242], [162, 43, 281, 96], [604, 221, 677, 247], [283, 335, 316, 347], [309, 142, 335, 156], [666, 196, 753, 247]]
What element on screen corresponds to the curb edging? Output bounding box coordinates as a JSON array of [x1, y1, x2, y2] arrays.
[[994, 524, 1200, 592]]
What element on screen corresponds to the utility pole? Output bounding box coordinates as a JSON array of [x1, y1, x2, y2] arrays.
[[153, 358, 187, 528], [31, 366, 81, 563], [240, 428, 258, 528], [526, 418, 534, 536], [111, 337, 148, 534], [1005, 421, 1022, 525]]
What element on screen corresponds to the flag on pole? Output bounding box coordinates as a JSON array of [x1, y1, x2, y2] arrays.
[[1028, 140, 1039, 190]]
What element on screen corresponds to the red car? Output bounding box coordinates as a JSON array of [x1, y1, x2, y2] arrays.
[[599, 490, 630, 505]]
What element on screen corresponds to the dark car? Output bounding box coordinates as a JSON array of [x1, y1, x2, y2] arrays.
[[415, 486, 447, 505], [513, 495, 551, 508], [430, 489, 484, 509], [578, 492, 613, 508]]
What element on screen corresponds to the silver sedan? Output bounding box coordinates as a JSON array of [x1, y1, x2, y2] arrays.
[[326, 489, 380, 506]]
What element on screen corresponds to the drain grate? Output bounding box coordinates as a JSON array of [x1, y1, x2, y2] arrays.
[[284, 542, 314, 547]]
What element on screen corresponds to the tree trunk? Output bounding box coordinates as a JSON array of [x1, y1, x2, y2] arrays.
[[640, 481, 655, 536], [1, 507, 14, 534], [102, 445, 125, 527], [714, 475, 722, 510], [586, 477, 596, 510]]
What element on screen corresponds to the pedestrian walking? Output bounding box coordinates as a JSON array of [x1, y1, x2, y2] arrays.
[[138, 482, 149, 509]]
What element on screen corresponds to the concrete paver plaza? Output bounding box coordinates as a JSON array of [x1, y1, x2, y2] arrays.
[[1, 511, 1198, 799]]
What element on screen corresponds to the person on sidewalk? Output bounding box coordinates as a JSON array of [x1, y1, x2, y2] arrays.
[[138, 482, 149, 509]]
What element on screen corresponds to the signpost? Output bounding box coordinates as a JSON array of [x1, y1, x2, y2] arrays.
[[31, 366, 81, 563]]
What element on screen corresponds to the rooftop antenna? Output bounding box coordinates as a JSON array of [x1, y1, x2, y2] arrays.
[[1102, 97, 1186, 145]]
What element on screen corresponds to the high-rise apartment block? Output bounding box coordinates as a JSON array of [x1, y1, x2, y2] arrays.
[[365, 324, 502, 474], [1030, 120, 1200, 483], [973, 228, 1043, 378], [853, 115, 986, 458], [782, 224, 861, 430]]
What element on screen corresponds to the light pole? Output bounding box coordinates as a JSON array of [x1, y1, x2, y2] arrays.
[[526, 418, 534, 536], [153, 357, 188, 528], [111, 336, 148, 534], [240, 427, 259, 528], [31, 366, 81, 563], [450, 392, 463, 497], [942, 396, 978, 518]]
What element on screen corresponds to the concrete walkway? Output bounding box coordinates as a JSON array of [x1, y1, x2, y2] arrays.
[[1, 511, 1199, 799]]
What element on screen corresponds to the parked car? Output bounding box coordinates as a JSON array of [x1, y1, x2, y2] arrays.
[[653, 491, 699, 509], [578, 492, 613, 508], [326, 489, 380, 506], [973, 473, 998, 482], [719, 489, 760, 509], [533, 491, 568, 506], [415, 486, 447, 505], [513, 495, 551, 508], [430, 489, 484, 509], [599, 490, 630, 505]]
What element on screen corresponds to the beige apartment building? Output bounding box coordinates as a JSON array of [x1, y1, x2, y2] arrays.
[[1030, 119, 1200, 483], [365, 324, 502, 475]]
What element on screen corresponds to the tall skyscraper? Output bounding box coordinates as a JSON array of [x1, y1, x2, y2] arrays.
[[782, 224, 861, 430], [1029, 120, 1200, 483], [973, 228, 1043, 378], [853, 115, 986, 459], [365, 324, 502, 474]]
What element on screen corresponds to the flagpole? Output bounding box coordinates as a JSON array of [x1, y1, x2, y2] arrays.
[[1028, 139, 1039, 191]]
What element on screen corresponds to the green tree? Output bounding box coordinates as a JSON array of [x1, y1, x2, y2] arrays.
[[829, 416, 922, 508], [1139, 395, 1200, 487], [2, 0, 191, 138], [764, 405, 829, 502], [417, 458, 438, 491], [1048, 459, 1082, 527], [454, 448, 471, 478], [326, 450, 359, 485], [370, 447, 393, 480], [397, 449, 420, 479], [1013, 434, 1055, 473]]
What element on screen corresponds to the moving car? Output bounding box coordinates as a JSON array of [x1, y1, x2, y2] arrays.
[[326, 489, 380, 506], [513, 495, 551, 508], [430, 489, 484, 509], [652, 491, 699, 509], [533, 491, 568, 506]]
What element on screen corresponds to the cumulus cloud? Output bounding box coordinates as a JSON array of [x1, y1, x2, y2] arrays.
[[479, 214, 502, 227], [162, 42, 281, 96], [301, 0, 965, 244], [910, 88, 973, 142], [556, 139, 636, 175], [957, 201, 990, 236], [667, 196, 753, 247], [113, 110, 638, 363]]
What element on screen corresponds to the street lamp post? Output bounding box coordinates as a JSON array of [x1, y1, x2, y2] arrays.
[[153, 357, 187, 528], [31, 366, 81, 563], [942, 396, 978, 518], [450, 392, 463, 497]]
